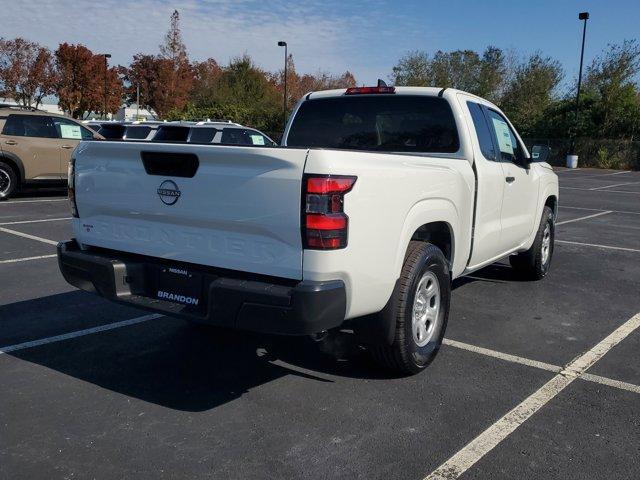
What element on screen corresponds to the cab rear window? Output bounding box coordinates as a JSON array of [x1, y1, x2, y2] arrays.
[[287, 95, 459, 153]]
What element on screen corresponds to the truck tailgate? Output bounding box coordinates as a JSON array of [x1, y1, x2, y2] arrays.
[[72, 142, 308, 280]]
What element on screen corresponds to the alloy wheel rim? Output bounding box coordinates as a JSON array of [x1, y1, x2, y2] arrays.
[[411, 271, 441, 347], [0, 169, 10, 196], [541, 223, 551, 265]]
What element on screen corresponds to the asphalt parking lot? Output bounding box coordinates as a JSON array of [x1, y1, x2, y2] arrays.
[[1, 169, 639, 480]]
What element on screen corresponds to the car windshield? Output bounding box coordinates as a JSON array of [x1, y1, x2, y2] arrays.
[[287, 95, 459, 153]]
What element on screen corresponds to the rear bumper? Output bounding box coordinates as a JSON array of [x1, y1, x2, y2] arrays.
[[57, 240, 346, 335]]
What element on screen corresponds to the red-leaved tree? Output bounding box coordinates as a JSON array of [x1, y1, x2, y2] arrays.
[[0, 37, 57, 108]]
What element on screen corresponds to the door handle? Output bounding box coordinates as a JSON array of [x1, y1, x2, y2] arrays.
[[505, 176, 515, 183], [61, 144, 74, 149], [4, 140, 17, 145]]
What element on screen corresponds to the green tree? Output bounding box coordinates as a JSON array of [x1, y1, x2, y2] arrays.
[[390, 47, 506, 101], [581, 40, 640, 139], [500, 53, 563, 136]]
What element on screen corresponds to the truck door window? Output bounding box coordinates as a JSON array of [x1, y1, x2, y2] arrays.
[[466, 102, 496, 161], [287, 95, 459, 153], [485, 110, 525, 165]]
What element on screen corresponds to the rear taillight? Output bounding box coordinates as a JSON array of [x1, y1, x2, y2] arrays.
[[68, 158, 78, 218], [303, 175, 356, 250]]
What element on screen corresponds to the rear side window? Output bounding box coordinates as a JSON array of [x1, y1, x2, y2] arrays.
[[125, 126, 152, 139], [98, 124, 126, 139], [188, 127, 217, 144], [2, 115, 57, 138], [220, 128, 253, 146], [466, 102, 496, 161], [287, 95, 459, 153], [153, 126, 190, 142]]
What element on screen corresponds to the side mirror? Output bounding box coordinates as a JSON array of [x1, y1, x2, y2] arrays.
[[531, 145, 551, 163]]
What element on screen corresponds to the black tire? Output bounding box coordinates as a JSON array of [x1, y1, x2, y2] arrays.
[[509, 206, 555, 280], [372, 241, 450, 376], [0, 161, 18, 200]]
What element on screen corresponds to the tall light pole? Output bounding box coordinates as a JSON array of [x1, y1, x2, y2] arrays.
[[102, 53, 111, 120], [277, 41, 287, 131], [568, 12, 589, 164]]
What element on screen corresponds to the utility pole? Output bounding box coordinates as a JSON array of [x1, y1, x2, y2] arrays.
[[277, 41, 288, 132], [136, 85, 140, 120], [567, 12, 589, 167], [102, 53, 112, 120]]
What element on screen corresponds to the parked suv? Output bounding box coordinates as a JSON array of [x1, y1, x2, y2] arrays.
[[0, 107, 101, 199]]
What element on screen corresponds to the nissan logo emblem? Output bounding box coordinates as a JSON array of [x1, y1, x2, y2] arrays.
[[157, 180, 181, 205]]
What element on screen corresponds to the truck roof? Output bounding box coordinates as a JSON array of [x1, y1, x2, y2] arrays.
[[306, 86, 443, 100], [304, 86, 501, 116]]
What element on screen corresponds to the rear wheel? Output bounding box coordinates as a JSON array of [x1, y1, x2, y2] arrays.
[[372, 241, 450, 376], [0, 161, 18, 200], [510, 206, 555, 280]]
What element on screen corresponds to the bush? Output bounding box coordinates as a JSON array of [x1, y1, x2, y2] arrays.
[[523, 138, 640, 170]]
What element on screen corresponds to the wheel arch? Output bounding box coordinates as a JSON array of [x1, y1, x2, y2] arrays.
[[545, 194, 558, 220], [0, 152, 25, 183], [409, 221, 454, 271], [393, 198, 463, 280]]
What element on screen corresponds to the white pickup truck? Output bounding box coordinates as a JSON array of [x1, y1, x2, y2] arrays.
[[58, 86, 558, 375]]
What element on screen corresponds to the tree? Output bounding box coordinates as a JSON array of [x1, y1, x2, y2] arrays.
[[476, 46, 508, 103], [390, 47, 506, 101], [190, 58, 223, 106], [269, 54, 356, 111], [581, 40, 640, 139], [390, 50, 431, 86], [55, 43, 123, 118], [122, 10, 194, 118], [0, 37, 57, 108], [156, 10, 194, 116], [55, 43, 99, 118], [500, 53, 563, 136]]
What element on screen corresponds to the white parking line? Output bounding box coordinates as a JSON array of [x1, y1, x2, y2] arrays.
[[556, 211, 611, 225], [556, 239, 640, 253], [559, 205, 640, 216], [444, 338, 640, 395], [0, 198, 67, 204], [0, 217, 71, 226], [556, 170, 631, 177], [0, 314, 163, 355], [0, 254, 57, 264], [561, 186, 640, 195], [594, 171, 633, 177], [0, 227, 58, 246], [590, 182, 640, 191], [426, 313, 640, 480], [443, 339, 561, 373], [581, 373, 640, 395]]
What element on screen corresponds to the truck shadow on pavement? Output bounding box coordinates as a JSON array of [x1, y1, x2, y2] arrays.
[[5, 263, 526, 412]]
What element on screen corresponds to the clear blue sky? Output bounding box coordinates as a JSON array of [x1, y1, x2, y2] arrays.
[[2, 0, 638, 90]]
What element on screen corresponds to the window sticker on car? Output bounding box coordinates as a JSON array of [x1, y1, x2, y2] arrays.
[[60, 124, 82, 139], [250, 134, 265, 145], [491, 118, 514, 155]]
